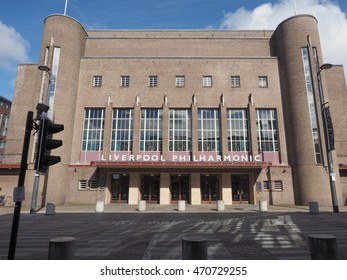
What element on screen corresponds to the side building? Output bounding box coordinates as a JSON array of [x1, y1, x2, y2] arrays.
[[2, 14, 347, 207]]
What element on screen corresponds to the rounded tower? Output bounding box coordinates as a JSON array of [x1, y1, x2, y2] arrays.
[[271, 15, 343, 206], [38, 15, 87, 204]]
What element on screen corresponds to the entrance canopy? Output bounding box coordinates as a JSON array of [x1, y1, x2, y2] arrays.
[[90, 161, 271, 173]]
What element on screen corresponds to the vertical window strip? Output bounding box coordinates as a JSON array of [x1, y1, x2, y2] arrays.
[[46, 47, 60, 118], [227, 109, 249, 151], [82, 108, 105, 151], [301, 47, 323, 164]]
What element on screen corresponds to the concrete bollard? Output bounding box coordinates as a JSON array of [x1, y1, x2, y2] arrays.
[[138, 200, 146, 211], [95, 201, 105, 213], [309, 202, 319, 214], [308, 234, 338, 259], [178, 200, 186, 211], [217, 200, 225, 211], [45, 203, 56, 215], [259, 200, 268, 212], [48, 237, 76, 260], [182, 237, 207, 260]]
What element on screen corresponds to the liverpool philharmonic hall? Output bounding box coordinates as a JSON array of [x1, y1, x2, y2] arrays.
[[2, 14, 347, 208]]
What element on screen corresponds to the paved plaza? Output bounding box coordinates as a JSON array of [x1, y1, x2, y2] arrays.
[[1, 203, 347, 260]]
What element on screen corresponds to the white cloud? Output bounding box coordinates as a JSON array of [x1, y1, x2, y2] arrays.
[[219, 0, 347, 80], [0, 20, 30, 70]]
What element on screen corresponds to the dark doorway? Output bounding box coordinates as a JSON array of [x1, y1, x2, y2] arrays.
[[111, 174, 129, 203], [141, 174, 160, 203], [232, 174, 250, 204], [171, 175, 190, 203], [200, 175, 219, 203]]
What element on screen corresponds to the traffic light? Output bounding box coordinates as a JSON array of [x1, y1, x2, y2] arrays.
[[35, 115, 64, 174], [323, 106, 335, 152]]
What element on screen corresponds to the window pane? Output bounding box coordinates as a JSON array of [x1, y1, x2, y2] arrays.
[[256, 109, 279, 152], [227, 109, 249, 151], [198, 109, 220, 151], [82, 108, 104, 151], [169, 109, 192, 151], [140, 109, 163, 151], [111, 109, 133, 151]]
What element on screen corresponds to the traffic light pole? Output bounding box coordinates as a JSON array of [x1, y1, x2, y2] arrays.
[[8, 111, 33, 259]]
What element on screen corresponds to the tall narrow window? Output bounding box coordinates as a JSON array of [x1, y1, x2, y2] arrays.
[[198, 109, 220, 151], [140, 109, 163, 151], [169, 109, 192, 151], [256, 109, 279, 152], [302, 47, 323, 163], [82, 108, 105, 151], [227, 109, 249, 151], [111, 109, 133, 151], [46, 47, 60, 118]]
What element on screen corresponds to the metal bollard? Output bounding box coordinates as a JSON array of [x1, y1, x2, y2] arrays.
[[48, 237, 76, 260], [45, 203, 56, 215], [309, 202, 319, 214], [182, 237, 207, 260], [308, 234, 338, 260]]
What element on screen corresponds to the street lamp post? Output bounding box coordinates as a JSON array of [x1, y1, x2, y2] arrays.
[[317, 63, 339, 213]]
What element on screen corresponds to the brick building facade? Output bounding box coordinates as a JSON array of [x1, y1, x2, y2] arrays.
[[1, 14, 347, 207]]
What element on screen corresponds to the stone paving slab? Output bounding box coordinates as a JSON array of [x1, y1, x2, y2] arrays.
[[1, 204, 347, 260]]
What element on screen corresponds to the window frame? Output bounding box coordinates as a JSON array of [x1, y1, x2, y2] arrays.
[[202, 76, 213, 87], [198, 109, 221, 152], [148, 75, 158, 87], [274, 181, 283, 191], [227, 109, 250, 152], [93, 75, 103, 87], [175, 76, 185, 87], [169, 109, 192, 152], [140, 109, 163, 151], [231, 76, 241, 88], [120, 75, 130, 87], [258, 76, 268, 88], [111, 108, 134, 152], [82, 108, 105, 151]]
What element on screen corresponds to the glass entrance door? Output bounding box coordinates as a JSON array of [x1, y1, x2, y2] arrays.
[[232, 175, 250, 204], [171, 175, 189, 202], [201, 175, 219, 203], [111, 174, 129, 203], [141, 175, 160, 203]]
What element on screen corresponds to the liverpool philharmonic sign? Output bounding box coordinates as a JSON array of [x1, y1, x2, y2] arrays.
[[101, 153, 263, 162]]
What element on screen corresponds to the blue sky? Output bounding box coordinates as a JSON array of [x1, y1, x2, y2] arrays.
[[1, 0, 347, 101]]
